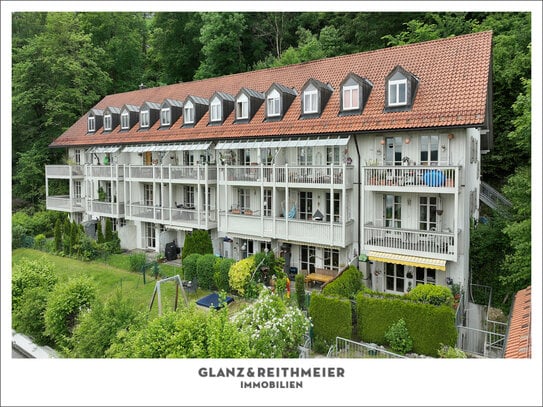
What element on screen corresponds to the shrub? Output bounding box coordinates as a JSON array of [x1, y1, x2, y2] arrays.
[[228, 257, 255, 296], [128, 252, 147, 273], [96, 223, 104, 244], [322, 265, 362, 298], [12, 287, 53, 346], [407, 284, 454, 307], [181, 229, 213, 260], [12, 224, 28, 249], [295, 273, 306, 309], [78, 234, 99, 261], [34, 234, 47, 251], [182, 253, 201, 281], [308, 293, 352, 344], [12, 258, 57, 311], [197, 254, 218, 290], [437, 344, 467, 358], [44, 277, 96, 349], [214, 258, 235, 292], [384, 318, 413, 354], [54, 218, 62, 252], [104, 218, 113, 242]]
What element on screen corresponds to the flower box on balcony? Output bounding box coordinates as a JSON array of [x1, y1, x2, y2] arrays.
[[231, 209, 241, 214]]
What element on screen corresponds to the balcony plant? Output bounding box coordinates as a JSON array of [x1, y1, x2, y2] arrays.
[[97, 186, 106, 202]]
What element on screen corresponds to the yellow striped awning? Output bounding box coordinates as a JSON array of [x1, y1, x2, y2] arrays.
[[367, 251, 447, 271]]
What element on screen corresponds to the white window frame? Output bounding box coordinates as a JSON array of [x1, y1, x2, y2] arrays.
[[267, 89, 280, 117], [342, 84, 359, 110], [323, 248, 340, 272], [88, 116, 96, 132], [160, 107, 171, 126], [236, 94, 249, 120], [303, 89, 318, 114], [385, 262, 406, 293], [388, 78, 407, 106], [120, 111, 130, 130], [210, 98, 221, 122], [104, 114, 112, 131], [140, 110, 150, 128], [184, 101, 194, 124], [415, 267, 436, 286]]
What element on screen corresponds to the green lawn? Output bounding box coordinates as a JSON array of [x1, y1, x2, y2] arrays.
[[11, 249, 226, 318]]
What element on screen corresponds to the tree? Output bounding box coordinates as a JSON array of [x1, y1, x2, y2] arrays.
[[181, 229, 213, 260], [54, 218, 62, 252], [12, 143, 48, 206], [104, 218, 113, 242]]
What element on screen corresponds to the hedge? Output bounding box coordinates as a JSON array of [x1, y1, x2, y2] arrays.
[[356, 292, 457, 357], [322, 265, 362, 298], [196, 254, 218, 290], [308, 293, 352, 344], [182, 253, 201, 281], [214, 258, 235, 292]]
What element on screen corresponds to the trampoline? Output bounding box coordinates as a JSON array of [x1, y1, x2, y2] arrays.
[[195, 292, 234, 309]]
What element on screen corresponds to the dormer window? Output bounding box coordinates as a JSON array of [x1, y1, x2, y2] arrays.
[[236, 94, 249, 120], [385, 66, 418, 112], [210, 98, 221, 122], [121, 111, 129, 129], [88, 116, 96, 132], [184, 101, 194, 124], [339, 73, 372, 116], [160, 108, 171, 126], [267, 89, 281, 117], [140, 110, 150, 128], [342, 85, 359, 110], [104, 114, 112, 131], [303, 86, 318, 114]]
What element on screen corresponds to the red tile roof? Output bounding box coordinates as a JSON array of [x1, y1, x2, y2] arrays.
[[504, 286, 532, 358], [49, 31, 492, 148]]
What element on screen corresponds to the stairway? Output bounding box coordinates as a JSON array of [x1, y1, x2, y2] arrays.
[[480, 181, 512, 212]]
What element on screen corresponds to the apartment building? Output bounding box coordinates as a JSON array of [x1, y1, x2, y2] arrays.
[[46, 31, 493, 294]]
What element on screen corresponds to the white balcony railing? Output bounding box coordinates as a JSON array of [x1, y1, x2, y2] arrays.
[[364, 166, 459, 191], [86, 165, 124, 179], [221, 164, 353, 188], [124, 165, 217, 183], [46, 196, 85, 212], [126, 203, 217, 229], [45, 165, 84, 178], [364, 225, 457, 261], [89, 200, 125, 217]]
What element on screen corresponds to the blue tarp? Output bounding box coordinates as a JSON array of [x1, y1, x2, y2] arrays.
[[423, 169, 446, 187], [195, 292, 234, 309]]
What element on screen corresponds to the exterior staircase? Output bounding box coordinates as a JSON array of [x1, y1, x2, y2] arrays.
[[480, 181, 512, 212]]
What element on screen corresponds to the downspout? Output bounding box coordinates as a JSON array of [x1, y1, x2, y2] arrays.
[[353, 135, 361, 260]]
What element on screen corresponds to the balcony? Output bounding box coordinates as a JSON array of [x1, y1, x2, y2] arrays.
[[364, 225, 457, 261], [220, 164, 353, 189], [124, 165, 217, 184], [46, 196, 85, 213], [88, 200, 125, 217], [45, 165, 84, 179], [364, 166, 459, 193], [219, 212, 354, 248], [86, 165, 124, 179], [126, 203, 217, 230]]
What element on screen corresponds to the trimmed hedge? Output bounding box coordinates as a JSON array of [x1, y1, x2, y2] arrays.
[[322, 265, 362, 298], [356, 292, 457, 357], [182, 253, 201, 281], [182, 229, 213, 260], [308, 293, 352, 343], [196, 254, 218, 290], [406, 283, 454, 306], [295, 273, 306, 309], [214, 257, 235, 292]]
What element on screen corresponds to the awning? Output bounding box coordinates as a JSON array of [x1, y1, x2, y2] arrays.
[[225, 233, 272, 242], [123, 142, 212, 153], [215, 136, 350, 150], [367, 251, 446, 271], [86, 146, 121, 153]]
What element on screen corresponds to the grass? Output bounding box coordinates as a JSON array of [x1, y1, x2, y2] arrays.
[[11, 249, 225, 318]]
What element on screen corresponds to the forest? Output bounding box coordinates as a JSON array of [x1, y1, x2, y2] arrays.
[[11, 11, 531, 307]]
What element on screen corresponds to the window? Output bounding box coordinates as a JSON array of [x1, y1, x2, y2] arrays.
[[73, 181, 82, 198], [323, 248, 340, 272], [140, 110, 150, 128], [415, 267, 436, 286], [298, 147, 313, 166], [385, 137, 403, 165], [88, 116, 96, 132], [267, 89, 280, 117], [184, 186, 195, 207], [144, 222, 156, 249], [104, 114, 112, 131], [384, 195, 401, 228], [263, 189, 272, 216], [388, 78, 407, 106], [303, 88, 318, 114], [183, 151, 194, 166], [260, 242, 271, 253], [420, 135, 439, 164], [184, 101, 194, 124], [385, 263, 405, 293], [238, 149, 250, 166], [299, 191, 312, 220], [342, 84, 359, 110], [74, 149, 81, 165], [160, 108, 171, 126], [236, 94, 248, 119], [143, 184, 153, 206], [326, 192, 340, 222], [301, 245, 316, 274], [326, 146, 340, 165], [419, 196, 437, 231], [238, 188, 251, 211], [121, 111, 129, 129], [210, 98, 221, 122]]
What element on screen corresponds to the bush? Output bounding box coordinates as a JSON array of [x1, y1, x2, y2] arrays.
[[44, 277, 96, 349], [384, 318, 413, 354], [181, 229, 213, 260], [322, 265, 362, 298], [34, 234, 47, 251], [407, 284, 454, 307], [197, 254, 218, 290], [182, 253, 201, 281], [12, 287, 53, 346], [437, 343, 467, 358], [228, 257, 255, 296], [214, 258, 235, 292], [104, 218, 113, 242], [54, 218, 62, 252], [128, 252, 147, 273], [12, 258, 58, 311], [308, 293, 352, 344], [295, 273, 306, 309]]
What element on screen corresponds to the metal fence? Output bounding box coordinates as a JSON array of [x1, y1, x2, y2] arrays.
[[327, 337, 406, 359]]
